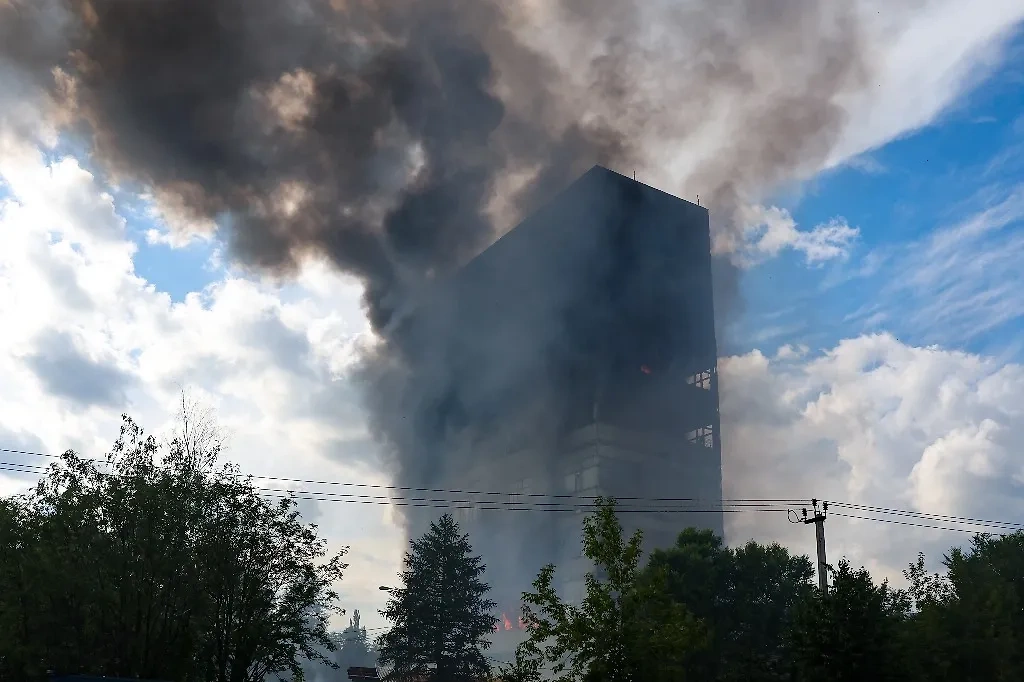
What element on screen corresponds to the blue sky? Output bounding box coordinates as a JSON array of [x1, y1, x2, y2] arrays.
[[730, 28, 1024, 359], [130, 222, 220, 302]]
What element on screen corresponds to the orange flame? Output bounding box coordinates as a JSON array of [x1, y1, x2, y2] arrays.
[[503, 613, 512, 630]]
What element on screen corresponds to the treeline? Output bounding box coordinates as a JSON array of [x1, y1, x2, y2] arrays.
[[379, 501, 1024, 682], [0, 412, 349, 681], [2, 409, 1023, 682]]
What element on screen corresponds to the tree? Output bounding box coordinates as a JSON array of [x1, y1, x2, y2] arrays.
[[520, 497, 705, 682], [494, 643, 543, 682], [377, 514, 497, 682], [787, 559, 911, 682], [190, 465, 347, 681], [0, 496, 32, 679], [903, 532, 1024, 682], [0, 408, 347, 682], [644, 529, 815, 681]]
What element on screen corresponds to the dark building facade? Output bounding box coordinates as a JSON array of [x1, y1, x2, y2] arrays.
[[405, 166, 722, 658]]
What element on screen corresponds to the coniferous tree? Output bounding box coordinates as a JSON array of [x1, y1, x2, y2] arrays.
[[377, 514, 497, 682]]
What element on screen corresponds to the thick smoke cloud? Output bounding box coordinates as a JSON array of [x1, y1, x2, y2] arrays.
[[0, 0, 869, 503]]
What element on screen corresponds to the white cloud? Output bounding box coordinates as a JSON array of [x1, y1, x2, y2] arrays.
[[827, 0, 1024, 165], [637, 1, 1022, 255], [840, 154, 888, 175], [775, 344, 809, 361], [721, 333, 1024, 582], [0, 131, 403, 632], [737, 204, 859, 266]]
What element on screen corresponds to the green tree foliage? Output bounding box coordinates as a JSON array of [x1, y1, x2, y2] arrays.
[[904, 532, 1024, 682], [494, 643, 543, 682], [645, 528, 815, 682], [0, 410, 347, 682], [787, 559, 911, 682], [520, 497, 704, 682], [377, 514, 497, 682]]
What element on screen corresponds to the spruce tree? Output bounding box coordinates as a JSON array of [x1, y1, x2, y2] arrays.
[[377, 514, 497, 682]]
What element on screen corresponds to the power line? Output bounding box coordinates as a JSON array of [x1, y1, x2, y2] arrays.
[[830, 511, 1012, 536], [0, 447, 803, 505], [1, 459, 1011, 533], [0, 462, 790, 515], [828, 501, 1024, 531], [4, 447, 1024, 534], [255, 486, 797, 509], [263, 492, 792, 514]]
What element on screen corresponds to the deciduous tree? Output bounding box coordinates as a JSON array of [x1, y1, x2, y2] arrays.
[[0, 405, 347, 682], [787, 559, 910, 682], [644, 529, 814, 681], [520, 498, 704, 682], [903, 532, 1024, 682]]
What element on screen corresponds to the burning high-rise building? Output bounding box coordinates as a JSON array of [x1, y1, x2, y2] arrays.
[[401, 165, 722, 657]]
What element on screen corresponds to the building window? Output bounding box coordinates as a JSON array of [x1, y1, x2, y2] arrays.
[[686, 368, 714, 390], [685, 424, 715, 449]]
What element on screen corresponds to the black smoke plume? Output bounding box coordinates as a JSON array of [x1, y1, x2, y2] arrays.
[[0, 0, 869, 505]]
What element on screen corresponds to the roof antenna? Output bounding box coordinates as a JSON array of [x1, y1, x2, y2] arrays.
[[633, 169, 636, 181], [697, 194, 700, 206]]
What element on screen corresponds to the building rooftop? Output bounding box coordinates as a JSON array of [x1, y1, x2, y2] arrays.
[[450, 165, 709, 294]]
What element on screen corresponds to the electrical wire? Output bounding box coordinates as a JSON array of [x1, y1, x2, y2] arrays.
[[828, 501, 1024, 531], [0, 447, 804, 504], [4, 447, 1024, 534], [0, 461, 789, 514], [829, 511, 1011, 536]]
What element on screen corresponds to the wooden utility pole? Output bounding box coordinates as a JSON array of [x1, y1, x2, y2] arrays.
[[802, 499, 829, 591]]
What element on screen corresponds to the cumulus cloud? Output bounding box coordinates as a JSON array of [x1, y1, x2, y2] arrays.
[[736, 204, 859, 266], [23, 329, 136, 408], [721, 333, 1024, 581], [0, 125, 402, 631]]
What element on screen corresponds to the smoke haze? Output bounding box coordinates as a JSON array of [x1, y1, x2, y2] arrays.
[[0, 0, 870, 502]]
